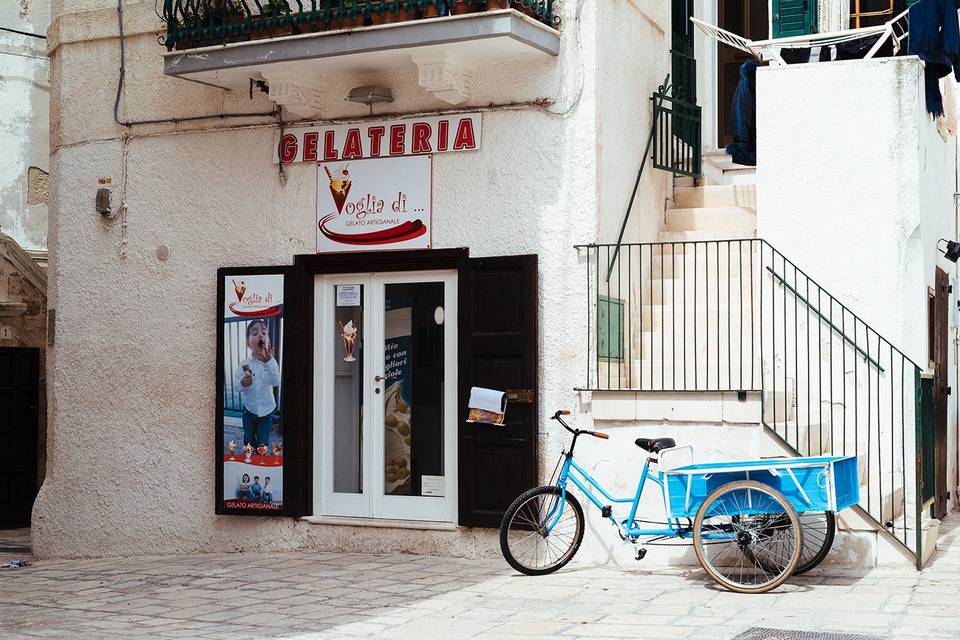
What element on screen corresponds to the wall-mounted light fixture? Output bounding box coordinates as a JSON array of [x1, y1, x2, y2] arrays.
[[937, 238, 960, 263], [347, 85, 394, 115]]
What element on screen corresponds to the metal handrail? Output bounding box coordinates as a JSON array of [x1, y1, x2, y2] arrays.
[[766, 266, 884, 372], [578, 237, 925, 566], [161, 0, 559, 50]]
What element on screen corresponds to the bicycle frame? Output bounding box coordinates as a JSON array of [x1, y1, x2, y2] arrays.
[[547, 454, 688, 540]]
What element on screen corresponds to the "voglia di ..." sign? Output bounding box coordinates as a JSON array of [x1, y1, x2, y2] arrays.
[[274, 114, 481, 164]]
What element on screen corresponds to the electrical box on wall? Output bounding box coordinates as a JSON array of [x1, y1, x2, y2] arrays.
[[0, 326, 15, 341]]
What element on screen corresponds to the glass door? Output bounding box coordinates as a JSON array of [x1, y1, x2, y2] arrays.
[[315, 271, 457, 522]]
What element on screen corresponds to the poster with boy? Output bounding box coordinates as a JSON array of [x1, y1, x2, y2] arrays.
[[220, 273, 285, 512]]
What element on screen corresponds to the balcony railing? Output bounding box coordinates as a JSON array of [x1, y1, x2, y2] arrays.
[[162, 0, 559, 50]]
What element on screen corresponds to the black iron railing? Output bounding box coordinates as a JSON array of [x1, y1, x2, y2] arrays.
[[161, 0, 559, 50], [652, 84, 701, 179], [578, 238, 926, 567]]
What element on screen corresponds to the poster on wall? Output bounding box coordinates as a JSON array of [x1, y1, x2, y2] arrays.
[[218, 272, 286, 513], [316, 155, 432, 253]]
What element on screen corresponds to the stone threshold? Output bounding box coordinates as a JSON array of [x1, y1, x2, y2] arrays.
[[301, 515, 458, 531]]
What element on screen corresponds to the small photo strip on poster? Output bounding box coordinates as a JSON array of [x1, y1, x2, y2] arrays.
[[467, 387, 506, 425]]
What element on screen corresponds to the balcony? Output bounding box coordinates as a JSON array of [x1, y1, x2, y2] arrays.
[[161, 1, 560, 111], [162, 0, 558, 50]]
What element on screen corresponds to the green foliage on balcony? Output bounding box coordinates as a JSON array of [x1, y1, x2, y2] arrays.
[[161, 0, 559, 50]]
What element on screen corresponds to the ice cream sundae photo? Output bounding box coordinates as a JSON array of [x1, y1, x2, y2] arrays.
[[272, 443, 282, 463], [244, 443, 253, 462], [338, 320, 359, 362], [257, 444, 268, 457], [227, 439, 237, 460], [325, 164, 351, 214], [232, 279, 246, 303]]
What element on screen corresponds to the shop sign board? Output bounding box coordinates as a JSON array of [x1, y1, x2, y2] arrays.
[[218, 272, 286, 514], [316, 155, 431, 253], [275, 114, 481, 163]]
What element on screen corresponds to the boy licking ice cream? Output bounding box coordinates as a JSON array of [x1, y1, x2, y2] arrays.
[[235, 319, 281, 449]]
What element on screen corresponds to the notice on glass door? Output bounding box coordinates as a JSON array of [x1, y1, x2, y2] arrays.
[[421, 475, 445, 497], [336, 284, 361, 307]]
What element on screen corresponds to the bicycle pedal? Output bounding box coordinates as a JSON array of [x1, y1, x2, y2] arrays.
[[601, 505, 612, 518], [635, 548, 647, 561]]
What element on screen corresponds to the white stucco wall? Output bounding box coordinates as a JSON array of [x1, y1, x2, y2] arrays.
[[756, 57, 959, 516], [0, 0, 49, 251], [34, 0, 636, 559]]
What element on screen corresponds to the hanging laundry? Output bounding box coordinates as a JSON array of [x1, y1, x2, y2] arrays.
[[908, 0, 960, 115], [725, 61, 757, 166], [835, 32, 894, 59], [780, 46, 833, 64]]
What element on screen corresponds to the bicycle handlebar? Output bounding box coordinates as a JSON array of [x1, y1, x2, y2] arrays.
[[551, 409, 607, 440]]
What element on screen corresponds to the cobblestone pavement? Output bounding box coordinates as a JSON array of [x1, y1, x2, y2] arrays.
[[2, 520, 959, 640]]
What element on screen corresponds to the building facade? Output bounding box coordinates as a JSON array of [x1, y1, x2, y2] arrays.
[[35, 0, 957, 571]]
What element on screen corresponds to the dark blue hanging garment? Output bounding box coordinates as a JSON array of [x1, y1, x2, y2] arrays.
[[725, 61, 757, 166], [908, 0, 960, 115]]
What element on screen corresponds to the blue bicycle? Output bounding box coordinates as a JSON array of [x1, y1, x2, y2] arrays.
[[499, 410, 856, 593]]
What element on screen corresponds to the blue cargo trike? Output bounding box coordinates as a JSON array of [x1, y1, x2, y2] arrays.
[[499, 410, 860, 593]]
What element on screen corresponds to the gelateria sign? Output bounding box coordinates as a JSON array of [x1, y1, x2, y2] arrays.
[[275, 114, 481, 163], [317, 156, 431, 253]]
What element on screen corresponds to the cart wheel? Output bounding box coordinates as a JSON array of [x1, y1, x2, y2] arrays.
[[748, 511, 836, 575], [693, 480, 801, 594]]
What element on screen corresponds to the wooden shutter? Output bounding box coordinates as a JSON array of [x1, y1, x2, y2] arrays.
[[773, 0, 817, 38], [933, 267, 949, 519], [458, 255, 538, 528]]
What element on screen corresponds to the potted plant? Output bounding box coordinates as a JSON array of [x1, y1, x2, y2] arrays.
[[420, 0, 443, 18], [252, 0, 298, 38], [331, 0, 364, 29], [449, 0, 477, 15], [372, 0, 416, 24]]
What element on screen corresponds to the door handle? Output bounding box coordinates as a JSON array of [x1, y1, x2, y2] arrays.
[[374, 375, 384, 382]]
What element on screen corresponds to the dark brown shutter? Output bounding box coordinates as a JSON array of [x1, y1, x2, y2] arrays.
[[458, 254, 538, 528], [933, 267, 949, 519]]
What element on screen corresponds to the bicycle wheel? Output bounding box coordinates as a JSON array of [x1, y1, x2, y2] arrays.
[[499, 485, 584, 576], [745, 510, 836, 575], [693, 480, 801, 594]]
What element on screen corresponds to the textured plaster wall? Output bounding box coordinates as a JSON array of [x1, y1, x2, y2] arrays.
[[594, 0, 670, 246], [757, 57, 960, 516], [33, 0, 618, 559], [0, 0, 49, 250]]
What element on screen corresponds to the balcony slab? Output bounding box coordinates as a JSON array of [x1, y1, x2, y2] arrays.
[[162, 10, 560, 102]]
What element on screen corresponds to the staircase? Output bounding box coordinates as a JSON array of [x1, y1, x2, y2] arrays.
[[580, 166, 934, 568]]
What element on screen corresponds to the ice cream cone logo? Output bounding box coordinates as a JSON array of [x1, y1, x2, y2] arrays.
[[232, 279, 246, 303], [325, 164, 352, 214]]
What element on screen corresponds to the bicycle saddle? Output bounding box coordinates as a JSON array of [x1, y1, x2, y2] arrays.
[[634, 437, 676, 453]]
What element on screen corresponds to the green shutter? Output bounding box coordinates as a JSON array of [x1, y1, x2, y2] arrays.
[[773, 0, 817, 38], [597, 296, 624, 361]]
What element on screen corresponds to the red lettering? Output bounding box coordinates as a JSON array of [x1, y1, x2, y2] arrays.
[[323, 131, 339, 161], [367, 126, 385, 157], [437, 120, 449, 152], [342, 128, 363, 159], [411, 123, 432, 154], [302, 131, 318, 162], [452, 118, 476, 151], [278, 134, 298, 163], [389, 124, 406, 155]]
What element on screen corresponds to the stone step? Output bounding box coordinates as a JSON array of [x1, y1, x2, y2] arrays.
[[665, 207, 757, 232], [657, 229, 757, 243], [674, 184, 757, 209]]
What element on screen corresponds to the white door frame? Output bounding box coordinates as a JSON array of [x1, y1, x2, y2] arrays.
[[313, 270, 458, 523]]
